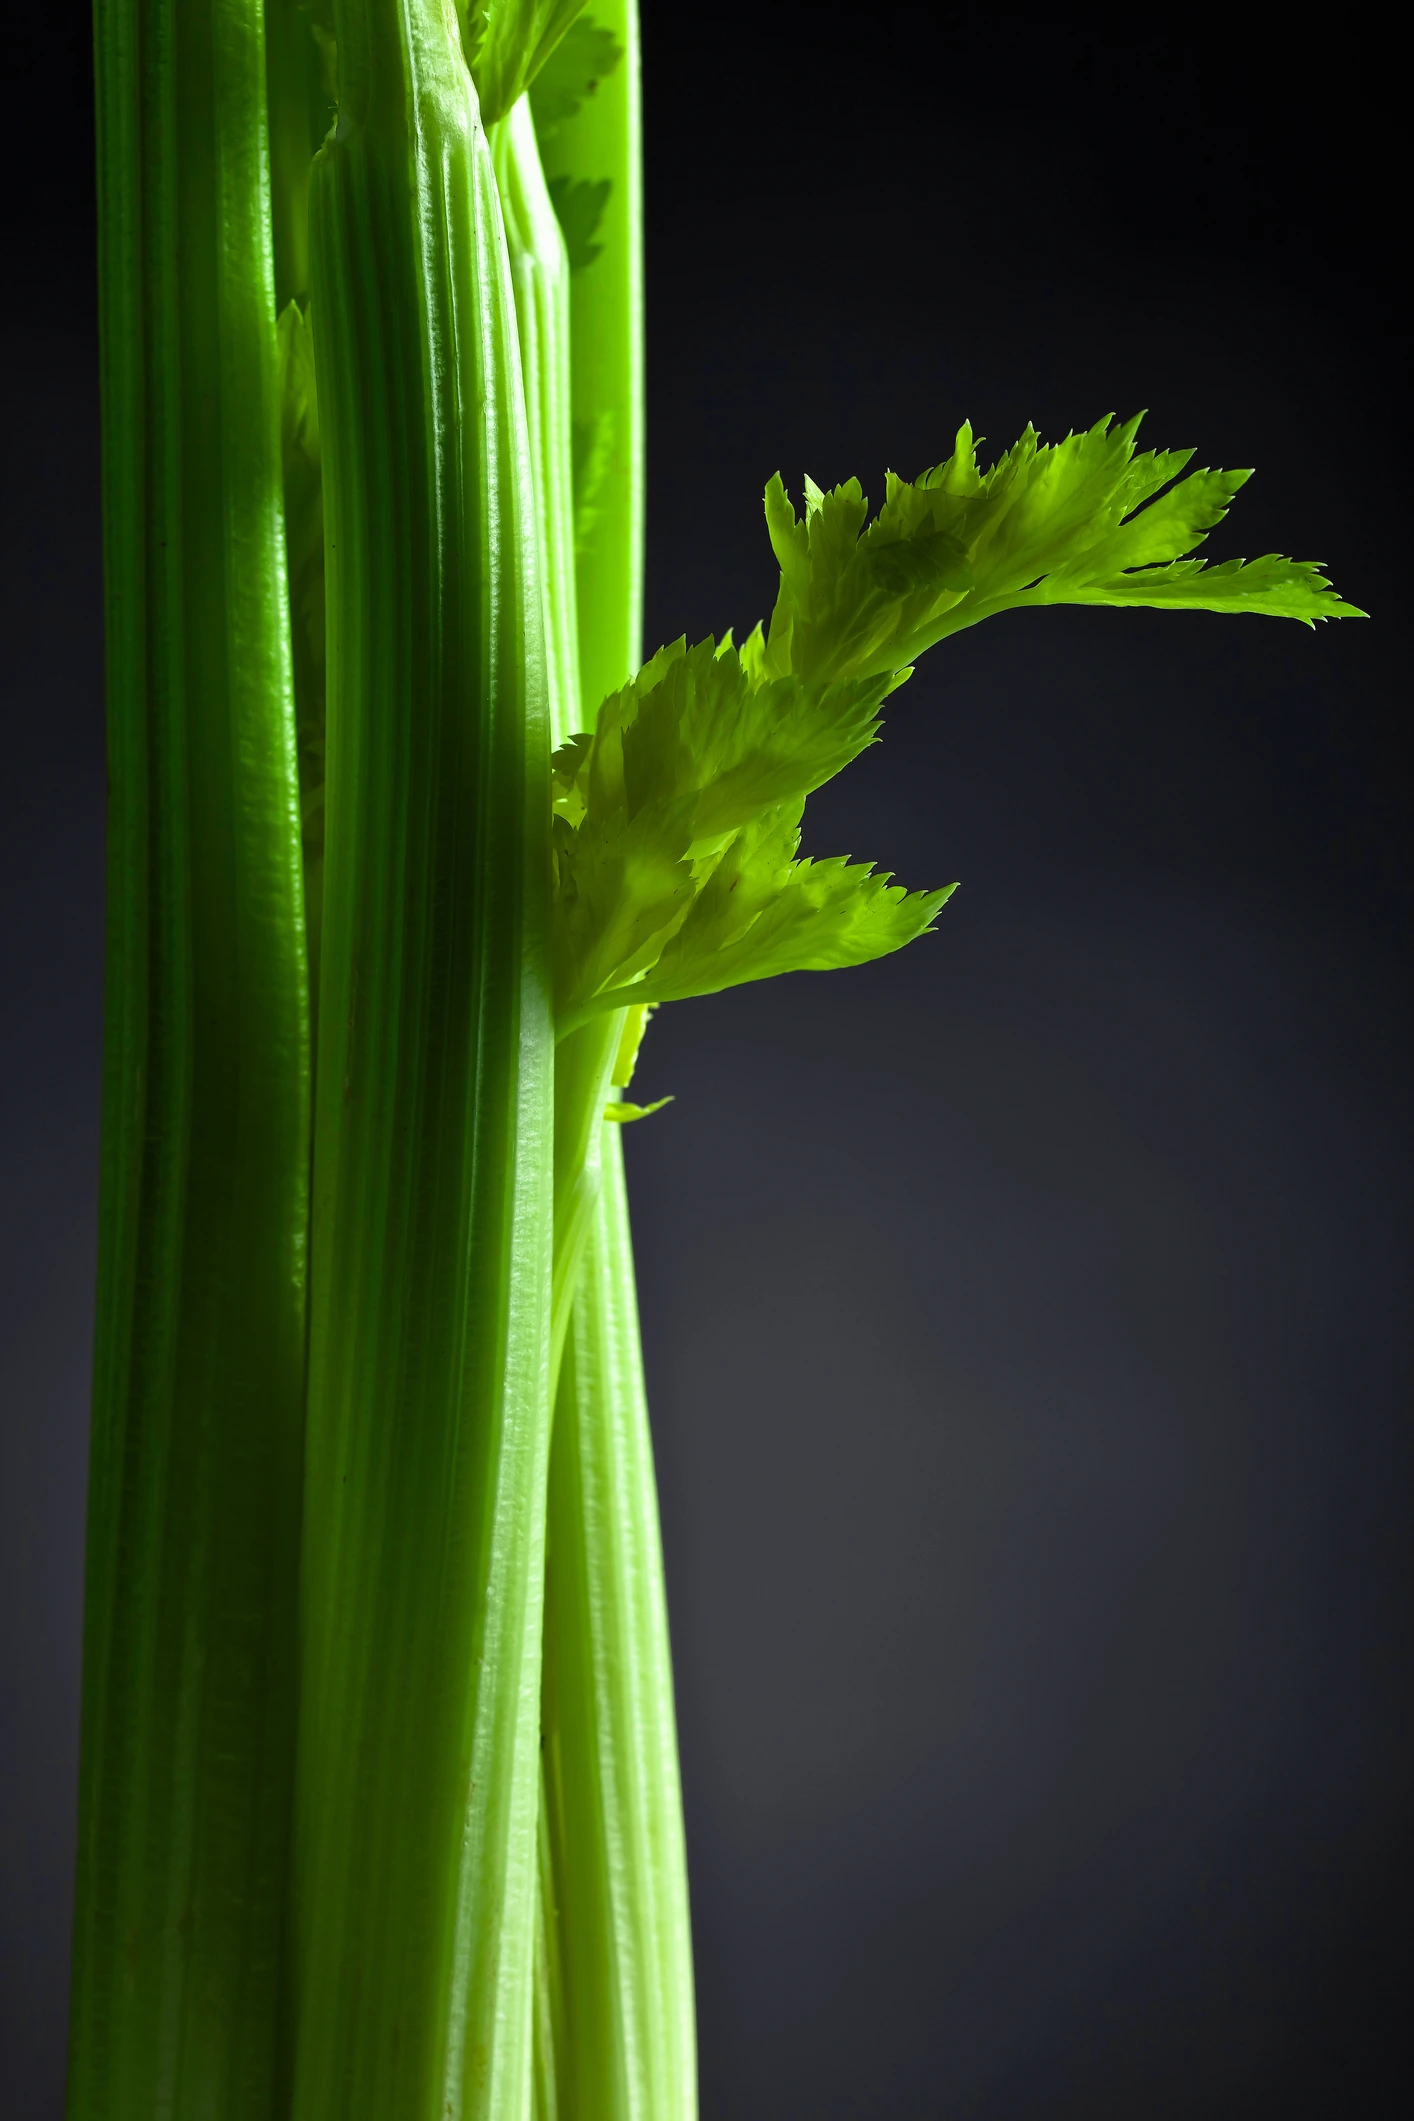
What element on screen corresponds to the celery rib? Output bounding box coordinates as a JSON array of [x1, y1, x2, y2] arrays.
[[493, 92, 583, 754], [71, 4, 309, 2114], [543, 1126, 696, 2119], [507, 11, 700, 2116], [537, 0, 645, 717], [291, 5, 553, 2113]]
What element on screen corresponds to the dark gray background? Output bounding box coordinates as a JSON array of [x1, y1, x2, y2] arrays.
[[2, 4, 1409, 2115]]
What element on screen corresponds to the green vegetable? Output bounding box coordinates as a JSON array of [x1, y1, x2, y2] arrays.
[[540, 1128, 696, 2117], [536, 0, 643, 712], [493, 93, 582, 749], [751, 417, 1357, 686], [547, 422, 1355, 1051], [71, 3, 308, 2112], [463, 0, 590, 126], [289, 2, 552, 2111], [72, 3, 1360, 2118], [497, 23, 698, 2115]]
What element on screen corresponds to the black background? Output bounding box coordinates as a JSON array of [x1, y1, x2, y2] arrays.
[[2, 4, 1409, 2115]]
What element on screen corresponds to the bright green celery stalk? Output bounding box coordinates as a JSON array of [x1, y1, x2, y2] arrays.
[[498, 13, 698, 2113], [290, 2, 553, 2113], [537, 0, 645, 710], [71, 2, 309, 2114], [489, 107, 580, 2121]]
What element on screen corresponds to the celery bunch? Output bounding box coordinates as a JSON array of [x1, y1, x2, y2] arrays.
[[71, 2, 1359, 2117]]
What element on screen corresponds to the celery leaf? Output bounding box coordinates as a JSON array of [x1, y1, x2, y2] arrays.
[[591, 806, 953, 1014], [758, 414, 1363, 684], [603, 1097, 673, 1123], [551, 641, 926, 1025], [553, 636, 887, 847], [463, 0, 589, 126], [611, 1002, 654, 1088], [550, 413, 1359, 1039]]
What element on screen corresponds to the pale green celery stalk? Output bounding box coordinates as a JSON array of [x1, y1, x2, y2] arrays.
[[291, 3, 553, 2114], [551, 1011, 628, 1371], [490, 88, 619, 1373], [70, 2, 309, 2114], [542, 1125, 697, 2118], [532, 1775, 569, 2121], [493, 92, 583, 752], [500, 16, 698, 2115]]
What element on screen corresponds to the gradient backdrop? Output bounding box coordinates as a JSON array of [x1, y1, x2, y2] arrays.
[[2, 5, 1409, 2116]]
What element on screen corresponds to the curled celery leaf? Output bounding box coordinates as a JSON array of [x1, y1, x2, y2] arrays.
[[611, 1001, 653, 1087]]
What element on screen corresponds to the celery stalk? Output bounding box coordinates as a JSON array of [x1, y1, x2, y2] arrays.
[[531, 1761, 569, 2121], [289, 4, 553, 2113], [542, 1126, 696, 2117], [72, 4, 1354, 2109], [493, 92, 583, 753], [552, 13, 697, 2103], [70, 3, 309, 2113], [537, 0, 644, 715], [265, 2, 334, 1020], [505, 13, 700, 2115], [493, 93, 627, 1387]]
